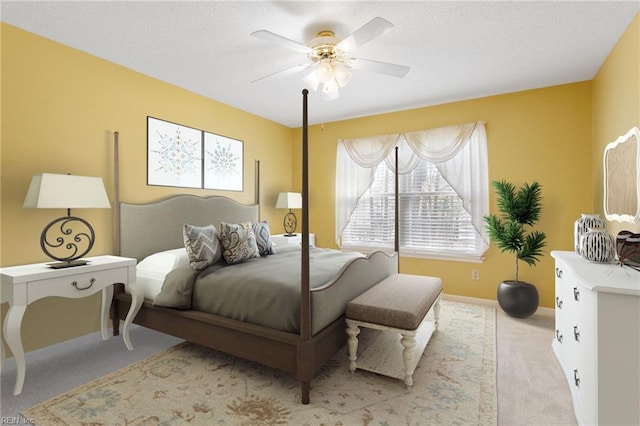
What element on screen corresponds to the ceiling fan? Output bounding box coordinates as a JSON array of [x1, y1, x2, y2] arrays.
[[251, 17, 410, 100]]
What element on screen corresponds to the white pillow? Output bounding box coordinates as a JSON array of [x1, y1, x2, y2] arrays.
[[137, 248, 190, 275]]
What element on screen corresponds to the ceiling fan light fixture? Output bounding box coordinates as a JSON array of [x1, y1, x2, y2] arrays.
[[334, 64, 352, 88], [321, 79, 340, 100], [322, 78, 339, 93], [304, 60, 350, 100], [322, 87, 340, 101], [316, 59, 334, 83]]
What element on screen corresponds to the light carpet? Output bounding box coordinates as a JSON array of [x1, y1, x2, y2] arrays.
[[22, 301, 496, 425]]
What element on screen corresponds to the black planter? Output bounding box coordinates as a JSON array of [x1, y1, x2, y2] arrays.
[[497, 281, 539, 318]]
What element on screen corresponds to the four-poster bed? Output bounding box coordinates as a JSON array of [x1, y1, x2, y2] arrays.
[[110, 90, 399, 404]]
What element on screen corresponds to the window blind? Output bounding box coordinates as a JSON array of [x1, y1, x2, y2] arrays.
[[342, 159, 483, 258]]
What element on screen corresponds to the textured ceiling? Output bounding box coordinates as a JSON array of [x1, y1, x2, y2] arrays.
[[2, 1, 639, 127]]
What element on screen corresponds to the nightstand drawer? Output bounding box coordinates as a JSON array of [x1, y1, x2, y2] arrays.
[[28, 267, 129, 303], [272, 233, 315, 247]]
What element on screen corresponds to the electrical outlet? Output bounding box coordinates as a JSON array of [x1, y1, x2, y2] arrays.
[[471, 269, 480, 280]]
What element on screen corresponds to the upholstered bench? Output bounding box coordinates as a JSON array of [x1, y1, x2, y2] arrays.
[[345, 273, 442, 387]]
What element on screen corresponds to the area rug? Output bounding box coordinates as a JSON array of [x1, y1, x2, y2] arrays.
[[23, 301, 496, 425]]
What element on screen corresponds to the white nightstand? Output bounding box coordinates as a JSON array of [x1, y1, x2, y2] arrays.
[[0, 255, 141, 395], [272, 233, 315, 248]]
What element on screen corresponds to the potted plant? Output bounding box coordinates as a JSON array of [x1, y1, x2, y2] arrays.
[[484, 180, 547, 318]]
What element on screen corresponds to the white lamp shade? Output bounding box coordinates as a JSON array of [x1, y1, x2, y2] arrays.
[[275, 192, 302, 209], [23, 173, 111, 209]]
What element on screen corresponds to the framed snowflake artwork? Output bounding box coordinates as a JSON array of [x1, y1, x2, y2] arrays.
[[147, 116, 203, 188], [203, 131, 244, 191]]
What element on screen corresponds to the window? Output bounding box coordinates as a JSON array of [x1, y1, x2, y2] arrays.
[[336, 122, 489, 262]]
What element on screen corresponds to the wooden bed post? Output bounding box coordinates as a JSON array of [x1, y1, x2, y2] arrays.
[[114, 131, 121, 257], [112, 130, 122, 336], [394, 146, 400, 269], [255, 159, 261, 217], [299, 89, 313, 404]]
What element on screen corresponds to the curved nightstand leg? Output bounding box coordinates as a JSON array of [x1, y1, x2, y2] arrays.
[[4, 304, 27, 395], [122, 284, 143, 351], [100, 284, 114, 341]]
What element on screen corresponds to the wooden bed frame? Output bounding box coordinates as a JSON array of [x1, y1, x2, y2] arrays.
[[110, 90, 399, 404]]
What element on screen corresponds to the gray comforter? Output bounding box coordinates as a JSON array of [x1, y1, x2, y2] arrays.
[[153, 245, 363, 333]]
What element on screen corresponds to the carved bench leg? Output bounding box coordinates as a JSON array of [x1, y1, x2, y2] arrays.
[[346, 320, 360, 373], [400, 331, 416, 387], [433, 296, 442, 331]]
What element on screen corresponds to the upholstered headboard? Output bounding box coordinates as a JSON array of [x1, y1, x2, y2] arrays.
[[119, 195, 259, 261]]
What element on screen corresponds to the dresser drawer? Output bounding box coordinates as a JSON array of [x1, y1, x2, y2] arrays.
[[28, 267, 129, 303], [572, 283, 595, 330], [573, 326, 597, 426], [553, 261, 574, 364]]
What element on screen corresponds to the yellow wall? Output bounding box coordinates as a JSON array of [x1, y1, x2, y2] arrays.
[[592, 13, 640, 236], [293, 82, 593, 309], [1, 24, 293, 353]]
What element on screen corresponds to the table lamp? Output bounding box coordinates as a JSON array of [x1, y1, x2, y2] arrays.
[[275, 192, 302, 236], [23, 173, 111, 268]]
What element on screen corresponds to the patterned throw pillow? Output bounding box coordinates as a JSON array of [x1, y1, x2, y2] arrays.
[[219, 222, 260, 264], [183, 224, 222, 270], [252, 221, 276, 256]]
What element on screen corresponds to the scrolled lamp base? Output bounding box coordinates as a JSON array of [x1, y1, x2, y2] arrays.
[[40, 215, 95, 269], [283, 211, 298, 236]]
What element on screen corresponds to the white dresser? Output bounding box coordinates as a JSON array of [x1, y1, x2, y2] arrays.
[[551, 251, 640, 426]]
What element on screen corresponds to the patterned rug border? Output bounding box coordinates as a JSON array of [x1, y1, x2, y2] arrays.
[[23, 301, 497, 425]]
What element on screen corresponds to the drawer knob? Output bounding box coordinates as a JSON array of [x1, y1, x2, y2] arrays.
[[555, 268, 563, 278], [555, 329, 563, 343], [555, 297, 563, 309], [573, 325, 580, 342], [573, 287, 580, 301], [573, 369, 580, 387], [72, 277, 96, 291]]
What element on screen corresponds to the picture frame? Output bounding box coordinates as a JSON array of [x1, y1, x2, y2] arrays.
[[203, 131, 244, 191], [147, 116, 203, 188]]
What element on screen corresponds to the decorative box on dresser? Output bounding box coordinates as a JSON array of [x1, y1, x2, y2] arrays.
[[551, 251, 640, 426]]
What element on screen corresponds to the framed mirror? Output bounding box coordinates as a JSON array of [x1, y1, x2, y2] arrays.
[[603, 126, 640, 223]]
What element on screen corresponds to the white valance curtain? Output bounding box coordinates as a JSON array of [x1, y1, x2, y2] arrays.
[[335, 121, 489, 252]]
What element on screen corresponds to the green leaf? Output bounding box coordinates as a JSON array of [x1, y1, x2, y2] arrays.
[[484, 179, 547, 277]]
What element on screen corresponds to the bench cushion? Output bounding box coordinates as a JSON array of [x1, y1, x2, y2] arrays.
[[346, 274, 442, 330]]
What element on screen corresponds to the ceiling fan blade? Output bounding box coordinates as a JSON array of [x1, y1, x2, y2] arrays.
[[251, 63, 312, 83], [336, 17, 395, 52], [251, 30, 312, 54], [347, 58, 410, 78]]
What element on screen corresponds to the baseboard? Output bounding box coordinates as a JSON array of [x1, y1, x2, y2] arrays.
[[1, 324, 142, 363], [443, 293, 555, 318]]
